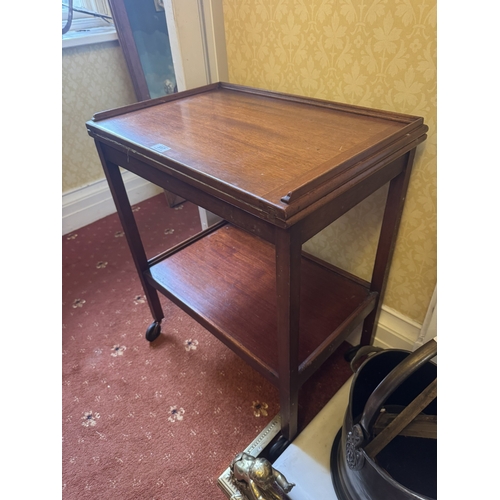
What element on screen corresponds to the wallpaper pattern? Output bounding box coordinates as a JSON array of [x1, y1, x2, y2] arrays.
[[62, 41, 137, 193], [222, 0, 437, 323]]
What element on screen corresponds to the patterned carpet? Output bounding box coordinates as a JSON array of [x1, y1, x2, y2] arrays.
[[62, 193, 353, 499]]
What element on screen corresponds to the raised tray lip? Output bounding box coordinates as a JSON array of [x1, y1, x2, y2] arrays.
[[89, 82, 424, 125], [86, 82, 428, 223]]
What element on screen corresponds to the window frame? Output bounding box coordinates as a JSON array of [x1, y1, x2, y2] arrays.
[[62, 0, 117, 49]]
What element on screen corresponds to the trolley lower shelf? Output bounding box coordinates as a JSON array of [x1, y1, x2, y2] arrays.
[[145, 223, 377, 386]]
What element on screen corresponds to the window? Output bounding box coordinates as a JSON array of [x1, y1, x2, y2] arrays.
[[62, 0, 117, 48]]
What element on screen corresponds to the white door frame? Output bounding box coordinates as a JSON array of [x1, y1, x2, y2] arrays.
[[164, 0, 228, 91], [414, 285, 437, 351], [164, 0, 228, 229]]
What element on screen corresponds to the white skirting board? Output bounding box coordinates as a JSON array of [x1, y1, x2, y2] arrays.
[[62, 172, 163, 235], [374, 305, 422, 350], [346, 305, 422, 352]]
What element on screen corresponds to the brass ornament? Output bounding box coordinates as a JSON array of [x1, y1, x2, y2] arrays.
[[230, 452, 295, 500]]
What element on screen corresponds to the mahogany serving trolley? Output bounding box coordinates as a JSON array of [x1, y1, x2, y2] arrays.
[[87, 83, 428, 444]]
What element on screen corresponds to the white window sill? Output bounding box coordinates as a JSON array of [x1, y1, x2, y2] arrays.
[[62, 26, 118, 49]]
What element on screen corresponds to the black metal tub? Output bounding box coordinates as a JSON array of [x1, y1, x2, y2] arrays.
[[330, 339, 437, 500]]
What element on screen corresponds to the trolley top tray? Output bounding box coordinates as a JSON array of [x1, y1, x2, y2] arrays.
[[87, 82, 427, 224]]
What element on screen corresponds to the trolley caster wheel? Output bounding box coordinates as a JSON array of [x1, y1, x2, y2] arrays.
[[344, 344, 361, 363], [145, 321, 161, 342], [268, 435, 290, 462]]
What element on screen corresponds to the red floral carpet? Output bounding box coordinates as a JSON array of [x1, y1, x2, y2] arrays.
[[62, 194, 353, 499]]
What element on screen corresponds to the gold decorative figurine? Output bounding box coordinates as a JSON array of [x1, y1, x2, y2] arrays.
[[230, 452, 295, 500]]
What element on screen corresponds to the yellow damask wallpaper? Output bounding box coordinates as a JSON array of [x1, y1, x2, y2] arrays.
[[62, 42, 136, 193], [222, 0, 437, 323]]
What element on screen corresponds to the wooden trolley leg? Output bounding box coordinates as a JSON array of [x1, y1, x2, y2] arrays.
[[275, 228, 302, 443], [96, 142, 165, 331], [360, 149, 417, 347]]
